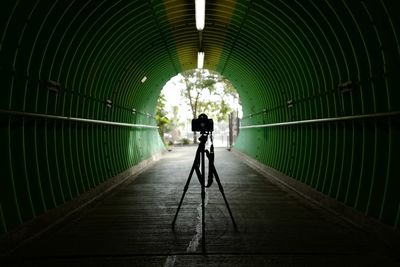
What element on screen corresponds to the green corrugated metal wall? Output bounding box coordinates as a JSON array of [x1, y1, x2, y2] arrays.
[[0, 0, 171, 233], [1, 0, 399, 235], [231, 0, 400, 227]]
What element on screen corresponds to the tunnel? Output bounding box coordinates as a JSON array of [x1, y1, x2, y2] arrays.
[[1, 0, 400, 265]]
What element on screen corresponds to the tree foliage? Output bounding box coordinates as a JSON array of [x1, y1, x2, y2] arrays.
[[155, 93, 169, 140], [181, 69, 238, 122], [155, 69, 240, 144]]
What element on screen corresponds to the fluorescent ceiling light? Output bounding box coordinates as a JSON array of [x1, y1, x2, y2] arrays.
[[197, 51, 204, 69], [195, 0, 205, 30], [141, 76, 147, 83]]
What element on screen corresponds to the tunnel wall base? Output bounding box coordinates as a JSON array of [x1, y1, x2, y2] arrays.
[[232, 148, 400, 251], [0, 150, 163, 256]]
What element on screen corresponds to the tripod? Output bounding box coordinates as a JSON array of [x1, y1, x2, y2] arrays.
[[171, 131, 237, 252]]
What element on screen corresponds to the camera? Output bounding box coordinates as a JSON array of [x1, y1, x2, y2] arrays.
[[192, 113, 213, 132]]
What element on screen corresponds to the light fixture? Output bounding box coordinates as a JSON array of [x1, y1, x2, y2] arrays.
[[141, 76, 147, 83], [105, 99, 112, 108], [338, 80, 353, 93], [45, 80, 61, 93], [195, 0, 205, 31], [197, 51, 204, 69]]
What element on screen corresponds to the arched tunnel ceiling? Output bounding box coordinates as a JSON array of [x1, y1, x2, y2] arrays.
[[2, 0, 399, 122], [1, 0, 400, 234]]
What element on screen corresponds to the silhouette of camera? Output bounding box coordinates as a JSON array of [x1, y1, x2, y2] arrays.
[[191, 113, 213, 132]]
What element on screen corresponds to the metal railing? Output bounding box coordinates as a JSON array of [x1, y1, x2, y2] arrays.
[[0, 109, 158, 129], [240, 111, 400, 129]]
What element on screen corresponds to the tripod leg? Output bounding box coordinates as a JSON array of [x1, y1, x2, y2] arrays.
[[172, 164, 196, 229], [212, 166, 237, 229], [201, 149, 206, 253], [201, 184, 206, 252]]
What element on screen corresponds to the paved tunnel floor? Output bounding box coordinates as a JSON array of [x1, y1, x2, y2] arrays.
[[3, 146, 399, 266]]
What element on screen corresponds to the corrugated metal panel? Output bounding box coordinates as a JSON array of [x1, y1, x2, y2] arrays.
[[234, 1, 400, 227], [0, 1, 167, 233]]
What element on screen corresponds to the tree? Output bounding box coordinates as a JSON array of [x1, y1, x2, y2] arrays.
[[180, 69, 239, 143], [155, 93, 169, 141], [167, 105, 185, 143]]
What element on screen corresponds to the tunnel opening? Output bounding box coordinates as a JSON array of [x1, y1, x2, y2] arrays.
[[156, 69, 242, 148]]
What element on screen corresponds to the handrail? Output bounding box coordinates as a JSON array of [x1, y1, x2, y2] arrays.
[[0, 109, 158, 129], [240, 111, 400, 129]]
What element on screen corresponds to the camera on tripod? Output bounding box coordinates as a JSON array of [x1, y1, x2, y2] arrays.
[[191, 113, 214, 132], [173, 112, 237, 252]]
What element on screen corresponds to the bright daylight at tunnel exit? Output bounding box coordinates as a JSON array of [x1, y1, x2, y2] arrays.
[[156, 69, 242, 148]]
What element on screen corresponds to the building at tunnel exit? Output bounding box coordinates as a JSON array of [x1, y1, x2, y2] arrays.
[[0, 0, 400, 240]]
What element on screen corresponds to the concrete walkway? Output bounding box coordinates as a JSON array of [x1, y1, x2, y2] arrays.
[[4, 146, 399, 266]]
